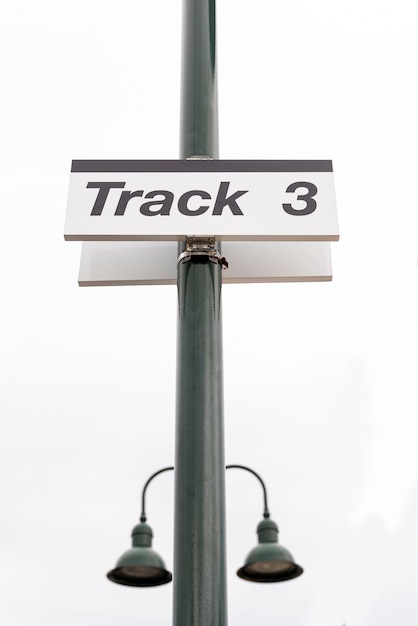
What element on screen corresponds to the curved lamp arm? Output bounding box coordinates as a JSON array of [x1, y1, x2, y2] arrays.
[[140, 464, 271, 522], [141, 466, 174, 522], [226, 464, 270, 519]]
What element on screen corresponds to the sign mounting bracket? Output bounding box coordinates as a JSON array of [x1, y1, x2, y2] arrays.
[[177, 236, 229, 268]]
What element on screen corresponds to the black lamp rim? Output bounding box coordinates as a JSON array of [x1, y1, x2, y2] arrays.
[[236, 562, 303, 583], [107, 567, 173, 587]]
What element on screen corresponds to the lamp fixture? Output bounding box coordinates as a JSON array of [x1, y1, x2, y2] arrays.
[[107, 467, 174, 587], [227, 465, 303, 583], [236, 517, 303, 583]]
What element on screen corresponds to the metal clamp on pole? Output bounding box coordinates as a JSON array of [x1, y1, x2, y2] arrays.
[[177, 236, 229, 269]]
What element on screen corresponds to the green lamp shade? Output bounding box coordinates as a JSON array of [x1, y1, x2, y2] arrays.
[[107, 522, 172, 587], [237, 518, 303, 583], [237, 542, 303, 582]]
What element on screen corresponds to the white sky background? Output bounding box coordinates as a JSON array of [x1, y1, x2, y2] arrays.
[[1, 0, 417, 625]]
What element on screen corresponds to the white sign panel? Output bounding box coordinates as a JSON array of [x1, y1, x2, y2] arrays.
[[64, 160, 339, 242], [78, 241, 332, 286]]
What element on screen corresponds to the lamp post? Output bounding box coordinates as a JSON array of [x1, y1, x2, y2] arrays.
[[107, 465, 302, 589], [63, 0, 338, 616]]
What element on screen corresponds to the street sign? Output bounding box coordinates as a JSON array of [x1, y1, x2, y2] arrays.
[[65, 160, 339, 242], [78, 241, 332, 286]]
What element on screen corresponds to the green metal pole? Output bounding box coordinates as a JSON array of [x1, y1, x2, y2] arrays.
[[173, 0, 227, 625], [180, 0, 219, 159]]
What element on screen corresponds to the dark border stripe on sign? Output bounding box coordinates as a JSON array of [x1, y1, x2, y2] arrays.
[[71, 160, 333, 173]]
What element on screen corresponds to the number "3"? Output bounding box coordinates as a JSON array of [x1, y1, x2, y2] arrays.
[[282, 181, 318, 216]]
